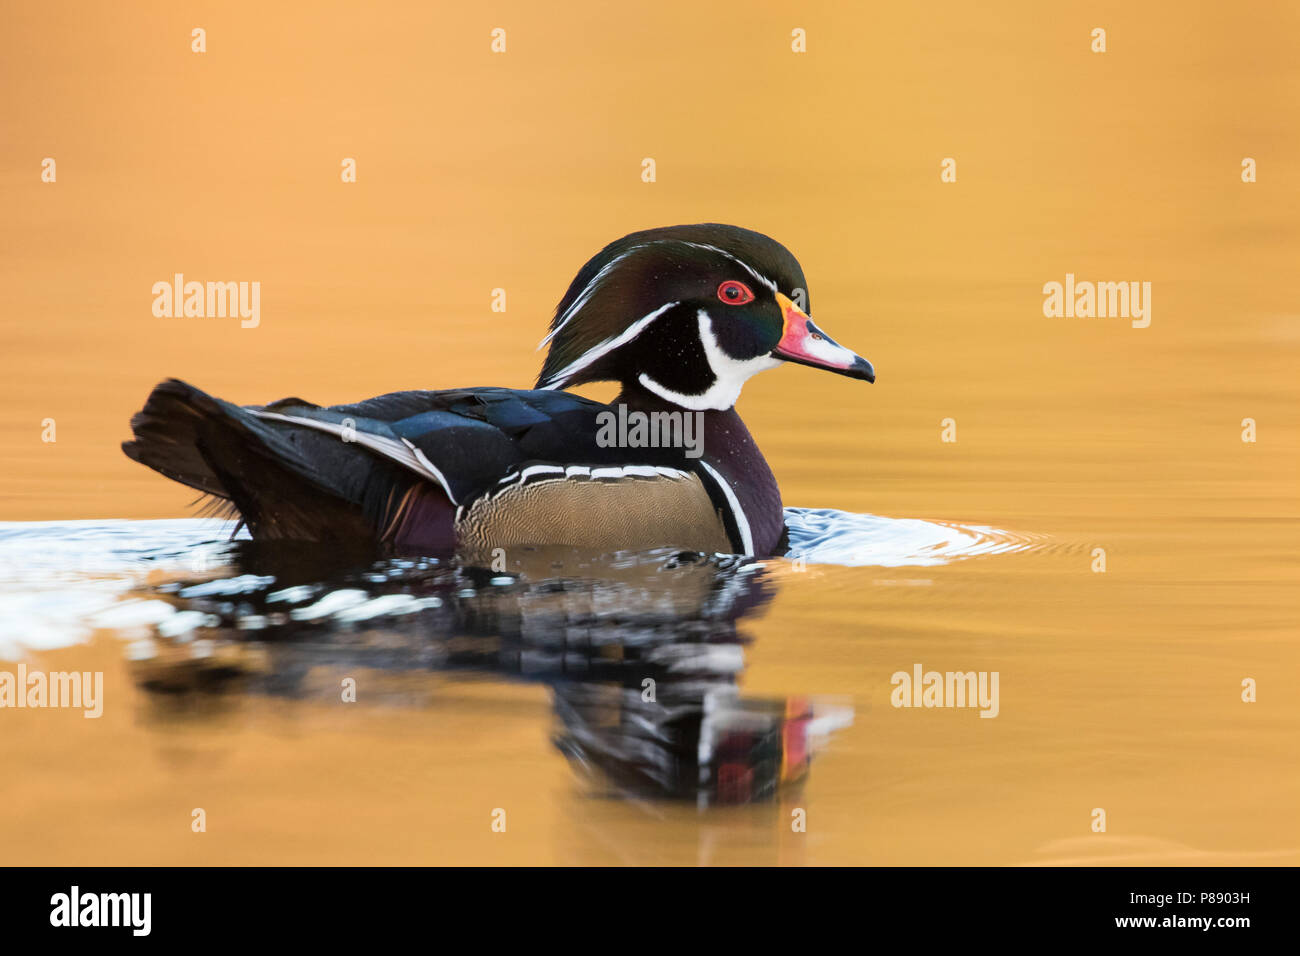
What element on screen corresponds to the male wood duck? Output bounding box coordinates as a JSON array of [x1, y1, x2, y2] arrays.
[[123, 224, 874, 558]]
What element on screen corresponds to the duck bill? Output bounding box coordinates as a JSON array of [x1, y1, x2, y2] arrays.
[[772, 293, 875, 383]]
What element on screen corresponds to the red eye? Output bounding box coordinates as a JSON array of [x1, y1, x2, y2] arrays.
[[717, 280, 754, 305]]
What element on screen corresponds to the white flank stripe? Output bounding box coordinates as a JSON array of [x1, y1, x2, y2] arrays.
[[698, 460, 754, 556], [250, 410, 458, 505], [401, 440, 459, 505], [501, 462, 675, 487], [486, 460, 691, 504], [518, 464, 565, 481]]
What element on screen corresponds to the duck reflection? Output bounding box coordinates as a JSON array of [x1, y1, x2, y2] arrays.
[[128, 542, 851, 805]]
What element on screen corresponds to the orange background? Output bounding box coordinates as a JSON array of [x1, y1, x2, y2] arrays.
[[1, 1, 1297, 865], [3, 1, 1294, 524]]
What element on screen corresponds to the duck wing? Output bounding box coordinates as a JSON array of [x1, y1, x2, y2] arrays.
[[123, 380, 740, 553]]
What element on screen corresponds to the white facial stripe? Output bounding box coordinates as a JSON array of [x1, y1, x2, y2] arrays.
[[638, 310, 780, 411], [538, 301, 679, 390], [538, 245, 648, 349], [698, 460, 754, 556], [679, 242, 778, 292], [537, 238, 779, 350]]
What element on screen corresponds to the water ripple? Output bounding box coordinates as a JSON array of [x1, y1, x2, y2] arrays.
[[0, 510, 1044, 656], [784, 507, 1044, 567]]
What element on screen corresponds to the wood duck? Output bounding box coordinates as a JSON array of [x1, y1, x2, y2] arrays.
[[123, 223, 874, 558]]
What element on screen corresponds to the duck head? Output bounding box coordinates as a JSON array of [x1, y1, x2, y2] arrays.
[[535, 223, 874, 410]]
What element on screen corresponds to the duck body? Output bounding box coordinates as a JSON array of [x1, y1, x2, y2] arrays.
[[124, 224, 872, 558]]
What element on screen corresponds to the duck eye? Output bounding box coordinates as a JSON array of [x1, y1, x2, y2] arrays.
[[717, 280, 755, 305]]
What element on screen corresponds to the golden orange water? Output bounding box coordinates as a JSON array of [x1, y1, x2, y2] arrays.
[[1, 1, 1297, 864]]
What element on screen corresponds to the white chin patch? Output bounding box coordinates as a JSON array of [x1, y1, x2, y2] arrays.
[[638, 310, 781, 411]]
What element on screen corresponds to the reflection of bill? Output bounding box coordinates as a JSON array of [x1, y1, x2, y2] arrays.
[[554, 686, 853, 806], [713, 695, 819, 804], [129, 543, 852, 804], [707, 694, 854, 805]]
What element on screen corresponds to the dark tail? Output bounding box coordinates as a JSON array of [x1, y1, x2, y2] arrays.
[[122, 379, 440, 545]]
